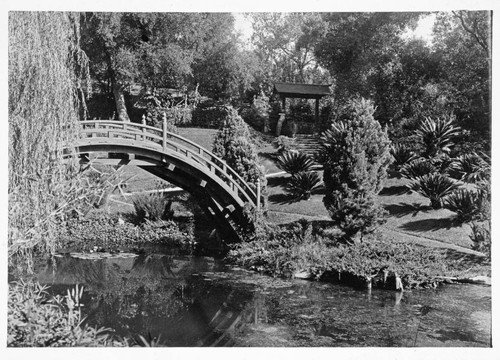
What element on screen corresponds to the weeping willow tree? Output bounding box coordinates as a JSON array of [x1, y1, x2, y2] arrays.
[[8, 12, 91, 268]]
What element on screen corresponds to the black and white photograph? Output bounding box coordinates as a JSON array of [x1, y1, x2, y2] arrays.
[[2, 0, 497, 357]]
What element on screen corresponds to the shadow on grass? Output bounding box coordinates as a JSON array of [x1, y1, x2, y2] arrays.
[[269, 192, 299, 205], [384, 202, 431, 217], [444, 249, 489, 266], [378, 185, 411, 196], [399, 217, 460, 232], [267, 176, 288, 187], [258, 151, 276, 162]]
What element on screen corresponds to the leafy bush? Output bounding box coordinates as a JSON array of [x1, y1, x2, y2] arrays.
[[144, 106, 179, 132], [400, 158, 436, 179], [469, 221, 491, 259], [191, 101, 230, 128], [8, 281, 123, 347], [407, 173, 460, 209], [132, 191, 174, 223], [212, 106, 268, 212], [274, 135, 297, 153], [444, 188, 489, 223], [390, 143, 417, 171], [453, 152, 490, 183], [240, 91, 270, 131], [324, 186, 387, 240], [276, 151, 315, 176], [416, 115, 461, 158], [285, 171, 323, 200], [318, 98, 392, 239]]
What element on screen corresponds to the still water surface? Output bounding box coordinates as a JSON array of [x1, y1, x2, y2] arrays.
[[28, 252, 491, 347]]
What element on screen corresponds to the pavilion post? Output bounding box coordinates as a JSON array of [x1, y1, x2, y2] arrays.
[[315, 97, 320, 130]]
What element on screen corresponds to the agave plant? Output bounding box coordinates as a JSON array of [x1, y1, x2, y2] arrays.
[[407, 173, 460, 209], [416, 116, 461, 158], [276, 151, 315, 176], [400, 158, 436, 180], [444, 188, 489, 223], [452, 152, 490, 183], [390, 143, 417, 171], [285, 171, 323, 200]]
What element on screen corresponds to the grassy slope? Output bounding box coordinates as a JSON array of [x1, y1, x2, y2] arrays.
[[103, 127, 477, 254]]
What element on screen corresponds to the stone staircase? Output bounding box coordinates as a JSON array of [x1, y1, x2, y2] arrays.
[[293, 134, 322, 158]]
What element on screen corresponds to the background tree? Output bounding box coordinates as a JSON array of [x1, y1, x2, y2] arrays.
[[431, 11, 491, 148], [314, 12, 421, 115], [250, 12, 331, 93]]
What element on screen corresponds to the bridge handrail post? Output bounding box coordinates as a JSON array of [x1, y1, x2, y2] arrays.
[[162, 112, 167, 152], [142, 115, 146, 141]]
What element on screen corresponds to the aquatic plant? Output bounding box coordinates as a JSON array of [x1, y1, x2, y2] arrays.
[[8, 281, 124, 347]]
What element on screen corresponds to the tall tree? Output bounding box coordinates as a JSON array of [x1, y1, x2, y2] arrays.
[[314, 12, 421, 103], [431, 11, 491, 141], [81, 13, 198, 121], [250, 13, 330, 91]]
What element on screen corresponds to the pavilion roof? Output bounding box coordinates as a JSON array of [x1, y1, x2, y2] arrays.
[[273, 82, 332, 99]]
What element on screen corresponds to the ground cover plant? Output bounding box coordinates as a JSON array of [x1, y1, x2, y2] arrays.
[[56, 211, 195, 254], [227, 218, 480, 289]]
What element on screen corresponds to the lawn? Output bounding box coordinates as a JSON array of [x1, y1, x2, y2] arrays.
[[101, 127, 480, 256]]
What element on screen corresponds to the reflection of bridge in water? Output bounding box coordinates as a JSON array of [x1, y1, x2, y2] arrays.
[[35, 254, 269, 347], [69, 120, 258, 240]]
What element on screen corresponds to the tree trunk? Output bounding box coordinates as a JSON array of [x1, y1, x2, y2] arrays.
[[112, 80, 130, 122]]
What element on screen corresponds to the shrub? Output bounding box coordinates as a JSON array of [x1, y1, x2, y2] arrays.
[[469, 221, 491, 258], [453, 152, 490, 183], [407, 173, 460, 209], [390, 143, 417, 171], [240, 91, 270, 131], [276, 151, 315, 176], [274, 135, 297, 153], [444, 188, 489, 223], [144, 106, 179, 132], [285, 171, 323, 200], [132, 191, 174, 223], [191, 101, 230, 128], [416, 115, 461, 158], [318, 98, 392, 239], [8, 281, 123, 347], [400, 158, 436, 179], [324, 186, 387, 241], [212, 107, 268, 212]]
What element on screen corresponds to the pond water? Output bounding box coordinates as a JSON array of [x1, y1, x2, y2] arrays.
[[20, 252, 491, 347]]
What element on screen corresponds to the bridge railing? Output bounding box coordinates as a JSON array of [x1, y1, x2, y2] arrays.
[[79, 120, 257, 206]]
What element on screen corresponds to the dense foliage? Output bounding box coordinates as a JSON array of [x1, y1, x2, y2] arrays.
[[8, 281, 123, 347], [8, 12, 95, 265], [212, 107, 268, 211], [318, 98, 392, 239], [228, 220, 459, 289]]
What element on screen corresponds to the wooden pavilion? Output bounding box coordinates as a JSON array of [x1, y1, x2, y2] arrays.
[[273, 82, 332, 127]]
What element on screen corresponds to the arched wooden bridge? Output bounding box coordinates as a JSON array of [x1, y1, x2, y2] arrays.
[[72, 120, 257, 241]]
